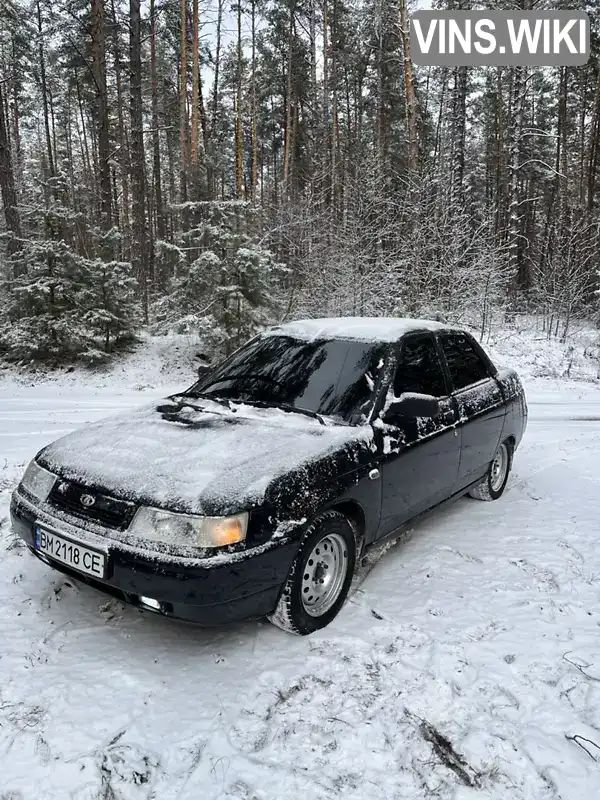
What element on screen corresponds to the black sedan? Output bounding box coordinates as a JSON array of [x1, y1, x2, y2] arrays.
[[11, 317, 527, 635]]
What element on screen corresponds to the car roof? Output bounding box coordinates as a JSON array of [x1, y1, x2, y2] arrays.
[[264, 316, 463, 344]]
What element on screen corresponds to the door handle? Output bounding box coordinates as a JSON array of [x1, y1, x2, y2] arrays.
[[369, 468, 380, 481]]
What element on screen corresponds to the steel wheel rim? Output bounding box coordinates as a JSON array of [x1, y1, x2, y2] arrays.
[[301, 533, 348, 617], [490, 443, 508, 492]]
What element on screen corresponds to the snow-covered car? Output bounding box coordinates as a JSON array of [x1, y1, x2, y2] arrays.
[[10, 318, 527, 635]]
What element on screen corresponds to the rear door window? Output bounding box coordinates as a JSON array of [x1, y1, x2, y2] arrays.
[[393, 335, 447, 397], [439, 334, 489, 391]]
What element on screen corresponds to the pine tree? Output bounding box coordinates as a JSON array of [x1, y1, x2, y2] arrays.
[[155, 201, 286, 354]]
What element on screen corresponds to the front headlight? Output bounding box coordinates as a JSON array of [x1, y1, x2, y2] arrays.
[[129, 507, 248, 549], [20, 460, 56, 502]]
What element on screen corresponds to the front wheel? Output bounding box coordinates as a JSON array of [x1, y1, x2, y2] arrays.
[[267, 510, 357, 635], [469, 440, 512, 501]]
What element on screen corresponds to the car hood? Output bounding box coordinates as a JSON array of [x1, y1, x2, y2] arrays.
[[38, 398, 372, 515]]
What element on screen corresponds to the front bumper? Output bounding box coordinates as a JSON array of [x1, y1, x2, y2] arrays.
[[10, 489, 300, 625]]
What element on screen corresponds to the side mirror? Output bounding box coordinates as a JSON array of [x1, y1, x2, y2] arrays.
[[196, 352, 211, 380], [383, 392, 440, 421]]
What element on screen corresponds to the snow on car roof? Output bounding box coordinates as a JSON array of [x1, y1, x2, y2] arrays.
[[265, 316, 460, 343]]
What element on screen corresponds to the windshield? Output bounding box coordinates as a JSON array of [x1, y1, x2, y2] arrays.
[[186, 335, 388, 424]]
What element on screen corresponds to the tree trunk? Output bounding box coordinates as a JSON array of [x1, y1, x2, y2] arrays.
[[179, 0, 188, 202], [507, 65, 527, 295], [91, 0, 112, 230], [36, 0, 55, 179], [165, 110, 177, 236], [235, 0, 244, 199], [558, 67, 568, 206], [191, 0, 199, 168], [211, 0, 222, 139], [452, 66, 468, 203], [130, 0, 148, 320], [75, 71, 93, 198], [322, 0, 330, 209], [207, 0, 223, 198], [586, 65, 600, 211], [11, 37, 22, 180], [578, 71, 588, 207], [309, 0, 317, 181], [398, 0, 420, 174], [198, 71, 208, 159], [150, 0, 165, 241], [376, 27, 383, 170], [283, 1, 296, 194], [0, 80, 23, 260], [110, 0, 131, 259], [494, 67, 505, 236], [331, 0, 338, 211], [250, 0, 258, 202], [431, 68, 447, 175]]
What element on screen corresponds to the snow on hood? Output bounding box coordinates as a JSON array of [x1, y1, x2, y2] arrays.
[[38, 398, 370, 515]]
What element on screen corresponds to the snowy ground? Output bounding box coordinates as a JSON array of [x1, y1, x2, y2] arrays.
[[1, 336, 600, 799]]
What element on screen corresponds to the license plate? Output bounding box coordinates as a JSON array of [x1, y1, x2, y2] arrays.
[[34, 526, 106, 579]]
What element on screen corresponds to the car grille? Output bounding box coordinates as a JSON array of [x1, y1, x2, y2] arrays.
[[47, 479, 137, 530]]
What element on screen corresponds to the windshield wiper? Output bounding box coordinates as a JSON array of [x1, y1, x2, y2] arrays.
[[172, 394, 326, 425], [170, 393, 234, 410], [240, 399, 326, 426]]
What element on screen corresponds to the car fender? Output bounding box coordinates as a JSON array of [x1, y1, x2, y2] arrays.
[[256, 439, 382, 547]]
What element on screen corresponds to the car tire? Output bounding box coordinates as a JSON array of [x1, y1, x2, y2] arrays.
[[267, 510, 357, 636], [469, 440, 513, 501]]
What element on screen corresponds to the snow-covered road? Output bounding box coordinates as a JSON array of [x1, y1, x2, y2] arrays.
[[1, 377, 599, 799]]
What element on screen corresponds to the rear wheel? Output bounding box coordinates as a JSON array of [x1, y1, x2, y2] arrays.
[[469, 440, 512, 501], [267, 510, 357, 635]]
